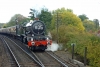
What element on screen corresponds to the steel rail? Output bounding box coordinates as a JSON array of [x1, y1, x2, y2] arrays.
[[5, 36, 45, 67], [46, 51, 69, 67], [32, 52, 45, 67], [2, 37, 21, 67]]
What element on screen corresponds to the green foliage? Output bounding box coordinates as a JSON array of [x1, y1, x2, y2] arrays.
[[93, 19, 99, 30], [67, 33, 100, 67], [6, 14, 29, 27], [50, 10, 100, 66], [2, 24, 7, 28], [87, 35, 100, 67], [83, 19, 96, 32], [51, 25, 84, 48], [52, 7, 73, 14], [51, 7, 85, 31], [38, 8, 52, 30], [50, 15, 56, 30], [78, 14, 89, 21], [51, 21, 100, 67]]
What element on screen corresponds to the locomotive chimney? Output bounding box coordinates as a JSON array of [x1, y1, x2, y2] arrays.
[[34, 18, 39, 20]]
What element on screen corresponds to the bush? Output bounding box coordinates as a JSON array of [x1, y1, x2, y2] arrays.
[[51, 25, 100, 67]]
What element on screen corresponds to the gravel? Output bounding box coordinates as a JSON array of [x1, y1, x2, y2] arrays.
[[0, 36, 11, 67], [54, 50, 85, 67]]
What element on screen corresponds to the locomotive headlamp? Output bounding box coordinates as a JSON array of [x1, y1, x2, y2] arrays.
[[47, 37, 49, 40], [47, 38, 50, 45], [31, 42, 35, 46], [31, 38, 33, 41]]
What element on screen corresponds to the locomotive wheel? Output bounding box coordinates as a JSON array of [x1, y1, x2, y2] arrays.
[[29, 47, 35, 51], [29, 47, 32, 50], [23, 38, 27, 44], [32, 47, 35, 51], [23, 38, 25, 43], [42, 49, 45, 51]]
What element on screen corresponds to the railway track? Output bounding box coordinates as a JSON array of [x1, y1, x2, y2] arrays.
[[0, 36, 11, 67], [33, 51, 68, 67], [46, 51, 79, 67], [7, 36, 63, 67], [3, 35, 79, 67], [2, 37, 20, 67], [33, 51, 80, 67], [2, 35, 44, 67], [8, 36, 70, 67]]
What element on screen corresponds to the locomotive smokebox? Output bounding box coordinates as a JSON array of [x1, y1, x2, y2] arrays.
[[34, 18, 39, 20], [26, 20, 46, 35]]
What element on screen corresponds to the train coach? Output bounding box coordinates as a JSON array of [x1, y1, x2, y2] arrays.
[[0, 18, 52, 51]]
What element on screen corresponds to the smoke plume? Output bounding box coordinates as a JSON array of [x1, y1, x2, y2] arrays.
[[46, 42, 59, 52]]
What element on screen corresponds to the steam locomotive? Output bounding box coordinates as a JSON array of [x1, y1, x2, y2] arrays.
[[0, 18, 52, 51]]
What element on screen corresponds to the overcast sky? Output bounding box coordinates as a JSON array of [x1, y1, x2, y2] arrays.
[[0, 0, 100, 23]]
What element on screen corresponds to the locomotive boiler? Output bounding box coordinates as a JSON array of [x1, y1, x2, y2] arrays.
[[0, 18, 52, 51]]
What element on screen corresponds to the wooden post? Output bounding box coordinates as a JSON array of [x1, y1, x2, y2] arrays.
[[56, 12, 59, 44], [72, 44, 75, 59], [84, 47, 87, 66]]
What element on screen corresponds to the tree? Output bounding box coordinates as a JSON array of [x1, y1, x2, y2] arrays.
[[6, 14, 29, 27], [93, 19, 99, 30], [50, 7, 85, 44], [2, 24, 7, 28], [38, 8, 52, 30], [83, 19, 98, 32], [78, 14, 89, 21], [51, 7, 85, 31]]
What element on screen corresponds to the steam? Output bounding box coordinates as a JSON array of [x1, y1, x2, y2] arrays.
[[47, 32, 52, 39], [46, 32, 61, 51], [46, 42, 59, 52]]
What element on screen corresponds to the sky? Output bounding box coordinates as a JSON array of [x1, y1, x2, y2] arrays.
[[0, 0, 100, 23]]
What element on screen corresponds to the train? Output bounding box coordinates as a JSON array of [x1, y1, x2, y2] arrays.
[[0, 18, 52, 51]]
